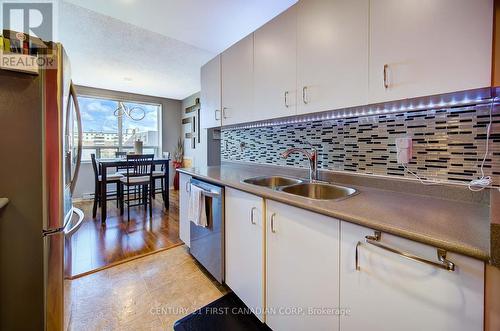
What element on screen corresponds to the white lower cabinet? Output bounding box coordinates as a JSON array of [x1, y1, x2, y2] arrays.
[[178, 173, 192, 247], [340, 221, 484, 331], [222, 190, 485, 331], [225, 188, 265, 322], [266, 200, 340, 331]]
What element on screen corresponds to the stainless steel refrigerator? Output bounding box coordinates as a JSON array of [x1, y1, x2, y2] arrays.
[[0, 35, 83, 330]]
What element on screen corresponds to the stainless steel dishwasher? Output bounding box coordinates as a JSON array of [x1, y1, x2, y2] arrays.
[[189, 178, 224, 283]]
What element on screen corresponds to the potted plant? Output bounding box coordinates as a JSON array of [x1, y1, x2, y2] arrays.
[[173, 138, 184, 190]]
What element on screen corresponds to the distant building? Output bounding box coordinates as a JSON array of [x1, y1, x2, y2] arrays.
[[82, 131, 118, 146], [82, 129, 158, 147]]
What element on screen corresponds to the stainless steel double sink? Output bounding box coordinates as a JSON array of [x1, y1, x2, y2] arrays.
[[242, 176, 357, 201]]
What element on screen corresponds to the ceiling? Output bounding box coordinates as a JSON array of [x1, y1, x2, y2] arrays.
[[58, 0, 297, 99]]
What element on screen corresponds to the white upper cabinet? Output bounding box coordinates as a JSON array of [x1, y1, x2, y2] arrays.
[[254, 5, 298, 120], [221, 34, 254, 126], [297, 0, 369, 114], [200, 55, 221, 129], [201, 0, 493, 125], [369, 0, 493, 103], [340, 221, 484, 331], [266, 200, 340, 331]]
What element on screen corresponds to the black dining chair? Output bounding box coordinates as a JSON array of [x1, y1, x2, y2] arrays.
[[119, 154, 155, 222], [115, 151, 132, 175], [90, 154, 124, 218], [151, 163, 168, 203]]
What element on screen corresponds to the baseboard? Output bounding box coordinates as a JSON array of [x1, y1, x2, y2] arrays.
[[66, 243, 185, 280]]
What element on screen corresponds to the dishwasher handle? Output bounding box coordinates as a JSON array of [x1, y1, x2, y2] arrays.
[[189, 182, 220, 198]]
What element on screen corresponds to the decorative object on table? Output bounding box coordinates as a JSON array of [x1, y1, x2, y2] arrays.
[[134, 139, 143, 155], [163, 151, 171, 159], [114, 101, 146, 121], [173, 137, 184, 190], [183, 97, 201, 149]]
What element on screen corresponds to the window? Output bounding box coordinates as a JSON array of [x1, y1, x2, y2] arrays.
[[77, 96, 161, 161]]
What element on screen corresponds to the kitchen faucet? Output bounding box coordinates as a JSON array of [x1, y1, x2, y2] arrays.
[[280, 143, 318, 182]]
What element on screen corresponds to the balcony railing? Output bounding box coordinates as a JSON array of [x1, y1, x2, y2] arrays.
[[81, 146, 160, 161]]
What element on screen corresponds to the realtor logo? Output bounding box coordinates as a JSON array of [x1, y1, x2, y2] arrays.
[[0, 2, 56, 73], [2, 2, 53, 44]]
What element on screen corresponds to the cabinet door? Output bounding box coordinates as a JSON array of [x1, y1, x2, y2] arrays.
[[254, 5, 297, 120], [297, 0, 368, 114], [369, 0, 492, 103], [340, 221, 484, 331], [200, 55, 221, 129], [221, 34, 254, 126], [266, 200, 340, 331], [225, 188, 264, 322], [179, 173, 192, 246]]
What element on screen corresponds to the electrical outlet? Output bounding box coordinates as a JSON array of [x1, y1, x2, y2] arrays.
[[395, 137, 412, 164]]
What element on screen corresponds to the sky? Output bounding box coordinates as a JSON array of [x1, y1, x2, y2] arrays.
[[78, 96, 159, 133]]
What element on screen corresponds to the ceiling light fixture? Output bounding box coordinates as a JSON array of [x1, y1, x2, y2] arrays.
[[114, 101, 146, 121]]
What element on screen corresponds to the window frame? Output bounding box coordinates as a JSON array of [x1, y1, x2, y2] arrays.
[[77, 93, 163, 161]]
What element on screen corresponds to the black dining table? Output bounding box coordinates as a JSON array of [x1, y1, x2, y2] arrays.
[[97, 157, 170, 223]]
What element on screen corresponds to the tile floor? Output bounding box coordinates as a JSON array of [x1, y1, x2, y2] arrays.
[[66, 245, 228, 330]]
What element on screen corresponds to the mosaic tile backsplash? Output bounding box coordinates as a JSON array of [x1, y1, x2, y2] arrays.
[[221, 103, 500, 186]]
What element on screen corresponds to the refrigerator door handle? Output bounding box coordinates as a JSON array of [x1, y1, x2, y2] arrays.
[[63, 207, 84, 236], [69, 82, 82, 194], [42, 207, 84, 237], [42, 226, 65, 237]]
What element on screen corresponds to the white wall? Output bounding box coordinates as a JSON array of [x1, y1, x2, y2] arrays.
[[73, 86, 182, 199]]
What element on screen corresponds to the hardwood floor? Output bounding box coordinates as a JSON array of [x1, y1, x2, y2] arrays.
[[66, 190, 182, 278]]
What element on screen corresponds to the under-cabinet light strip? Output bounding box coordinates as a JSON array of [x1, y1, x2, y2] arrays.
[[222, 87, 496, 131]]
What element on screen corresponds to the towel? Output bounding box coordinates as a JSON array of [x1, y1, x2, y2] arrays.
[[188, 184, 208, 227]]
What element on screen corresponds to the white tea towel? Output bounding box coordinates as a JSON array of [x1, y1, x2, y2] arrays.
[[188, 184, 208, 227]]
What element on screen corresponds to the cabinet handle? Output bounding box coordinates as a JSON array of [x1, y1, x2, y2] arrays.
[[222, 107, 228, 119], [250, 207, 257, 225], [185, 180, 191, 193], [302, 86, 309, 104], [355, 231, 456, 272], [214, 109, 221, 121], [270, 213, 277, 233], [383, 64, 389, 89], [284, 91, 289, 108]]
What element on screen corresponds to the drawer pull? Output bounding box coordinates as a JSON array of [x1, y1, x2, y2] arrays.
[[356, 231, 455, 272], [302, 86, 309, 104], [284, 91, 290, 108], [250, 207, 257, 225], [383, 64, 389, 89], [270, 213, 277, 233]]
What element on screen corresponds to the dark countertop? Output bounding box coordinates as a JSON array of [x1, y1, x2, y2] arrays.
[[178, 163, 491, 262]]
